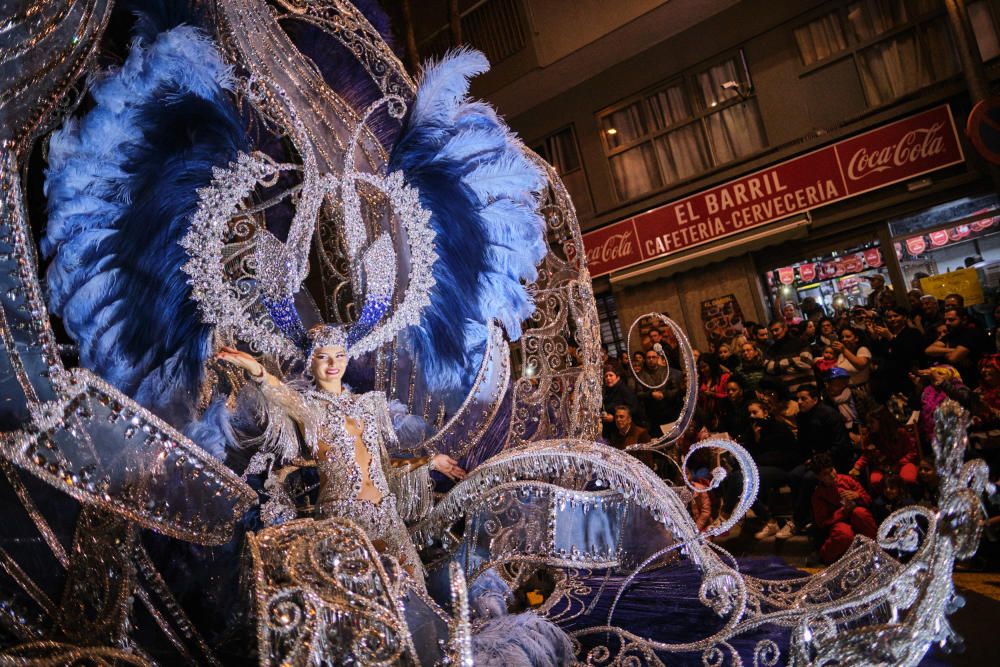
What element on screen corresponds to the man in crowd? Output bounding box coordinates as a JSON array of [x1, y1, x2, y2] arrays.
[[810, 453, 877, 564], [868, 304, 924, 400], [918, 295, 943, 340], [754, 324, 772, 350], [606, 404, 655, 469], [926, 306, 987, 385], [763, 319, 814, 393], [785, 384, 853, 537], [636, 348, 681, 437], [865, 274, 888, 309], [601, 365, 642, 439]]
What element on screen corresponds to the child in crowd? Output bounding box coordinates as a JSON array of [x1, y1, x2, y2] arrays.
[[810, 453, 877, 564], [814, 346, 837, 375]]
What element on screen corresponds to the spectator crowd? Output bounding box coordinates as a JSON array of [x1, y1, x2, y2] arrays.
[[600, 288, 1000, 566]]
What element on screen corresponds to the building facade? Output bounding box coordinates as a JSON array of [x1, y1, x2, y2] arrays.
[[406, 0, 1000, 354]]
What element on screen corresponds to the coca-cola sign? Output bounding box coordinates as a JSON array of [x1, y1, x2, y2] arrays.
[[583, 105, 964, 278]]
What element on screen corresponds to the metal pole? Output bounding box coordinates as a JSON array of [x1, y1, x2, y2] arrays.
[[877, 223, 909, 307]]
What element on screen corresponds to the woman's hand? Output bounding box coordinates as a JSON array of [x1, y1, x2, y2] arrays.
[[217, 346, 264, 378], [431, 454, 466, 481]]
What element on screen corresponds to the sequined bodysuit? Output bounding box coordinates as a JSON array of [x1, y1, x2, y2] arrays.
[[259, 383, 431, 581]]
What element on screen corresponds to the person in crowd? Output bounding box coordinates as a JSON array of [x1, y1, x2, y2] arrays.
[[970, 354, 1000, 470], [911, 271, 931, 290], [914, 457, 940, 506], [718, 376, 753, 445], [601, 365, 643, 439], [868, 304, 924, 400], [636, 348, 681, 438], [871, 473, 914, 524], [717, 340, 739, 372], [789, 383, 854, 537], [800, 296, 825, 323], [917, 295, 944, 342], [738, 341, 767, 391], [824, 367, 859, 430], [800, 319, 822, 354], [631, 350, 645, 375], [943, 292, 988, 331], [833, 326, 874, 414], [600, 345, 627, 379], [754, 324, 772, 350], [914, 365, 970, 449], [755, 376, 799, 432], [865, 274, 888, 309], [818, 317, 838, 346], [764, 319, 814, 394], [907, 289, 923, 320], [606, 404, 655, 469], [926, 306, 987, 386], [814, 346, 838, 376], [782, 302, 803, 326], [848, 407, 919, 494], [747, 400, 803, 540], [810, 452, 877, 564], [697, 353, 730, 414], [647, 327, 664, 352]]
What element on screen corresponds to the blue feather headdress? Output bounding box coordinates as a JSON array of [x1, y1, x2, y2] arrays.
[[43, 22, 247, 425], [391, 49, 548, 391]]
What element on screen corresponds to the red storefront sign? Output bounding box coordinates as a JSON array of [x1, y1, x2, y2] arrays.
[[584, 105, 965, 277], [863, 248, 883, 267], [906, 236, 927, 255], [798, 262, 816, 282], [777, 267, 795, 285]]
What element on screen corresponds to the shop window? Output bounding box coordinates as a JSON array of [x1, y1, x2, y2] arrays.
[[531, 126, 594, 219], [597, 51, 766, 203], [792, 0, 1000, 106], [765, 241, 890, 316], [888, 194, 1000, 301]]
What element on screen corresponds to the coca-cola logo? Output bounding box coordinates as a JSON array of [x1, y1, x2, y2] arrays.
[[845, 122, 947, 181], [585, 231, 636, 266]]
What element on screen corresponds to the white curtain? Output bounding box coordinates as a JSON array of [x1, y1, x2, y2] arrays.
[[795, 13, 848, 65], [610, 144, 661, 201], [697, 59, 766, 164], [649, 85, 709, 185], [855, 31, 925, 105], [847, 0, 908, 41]]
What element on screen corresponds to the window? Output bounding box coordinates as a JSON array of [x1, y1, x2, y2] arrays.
[[793, 0, 1000, 106], [532, 126, 594, 218], [417, 0, 527, 64], [595, 292, 626, 359], [597, 51, 766, 203]]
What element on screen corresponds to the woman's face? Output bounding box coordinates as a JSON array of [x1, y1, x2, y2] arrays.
[[311, 345, 348, 383], [840, 329, 857, 347], [726, 381, 743, 403], [804, 320, 816, 337], [783, 303, 794, 316], [748, 403, 767, 420], [717, 343, 731, 358]]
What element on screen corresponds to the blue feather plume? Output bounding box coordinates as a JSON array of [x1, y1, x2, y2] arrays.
[[389, 49, 547, 391], [44, 24, 247, 425]]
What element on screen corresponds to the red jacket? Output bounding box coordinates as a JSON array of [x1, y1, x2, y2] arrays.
[[811, 474, 871, 529], [853, 427, 918, 472]]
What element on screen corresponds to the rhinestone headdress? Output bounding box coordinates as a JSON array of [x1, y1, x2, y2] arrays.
[[307, 324, 349, 365]]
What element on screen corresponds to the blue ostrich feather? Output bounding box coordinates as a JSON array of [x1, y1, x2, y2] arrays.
[[389, 49, 547, 391], [44, 23, 247, 426]]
